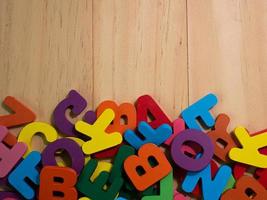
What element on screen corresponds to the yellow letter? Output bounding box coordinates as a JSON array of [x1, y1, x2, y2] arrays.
[[18, 122, 58, 157], [229, 126, 267, 168], [75, 109, 123, 155]]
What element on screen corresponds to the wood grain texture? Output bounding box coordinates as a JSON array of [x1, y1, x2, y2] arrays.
[[0, 0, 187, 129], [0, 0, 266, 142], [0, 0, 94, 125], [92, 0, 188, 118], [187, 0, 267, 132]]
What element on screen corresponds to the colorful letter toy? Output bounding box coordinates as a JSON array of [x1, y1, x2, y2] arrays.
[[142, 171, 173, 200], [171, 129, 214, 171], [96, 101, 137, 134], [207, 114, 235, 162], [232, 129, 267, 189], [124, 143, 172, 191], [0, 126, 27, 178], [221, 176, 267, 200], [233, 157, 267, 189], [1, 91, 267, 200], [42, 138, 85, 174], [94, 100, 136, 158], [136, 95, 172, 128], [8, 151, 41, 200], [229, 126, 267, 168], [108, 145, 156, 198], [53, 90, 87, 136], [18, 122, 58, 157], [39, 166, 78, 200], [109, 145, 135, 183], [64, 136, 91, 165], [75, 108, 123, 155], [77, 159, 123, 200], [0, 96, 36, 128], [181, 93, 217, 130], [182, 162, 232, 200], [124, 121, 172, 149], [164, 118, 185, 146]]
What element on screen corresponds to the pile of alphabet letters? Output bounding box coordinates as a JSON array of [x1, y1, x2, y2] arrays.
[[0, 90, 266, 200]]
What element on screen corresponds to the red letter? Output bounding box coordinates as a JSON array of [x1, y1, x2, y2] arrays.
[[39, 166, 77, 200]]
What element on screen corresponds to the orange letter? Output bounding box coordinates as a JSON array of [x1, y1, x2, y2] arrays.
[[221, 176, 267, 200], [207, 114, 235, 162], [94, 100, 136, 158], [124, 143, 172, 191], [0, 96, 35, 128]]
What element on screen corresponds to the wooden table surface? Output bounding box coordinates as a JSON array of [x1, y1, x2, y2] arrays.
[[1, 0, 267, 135]]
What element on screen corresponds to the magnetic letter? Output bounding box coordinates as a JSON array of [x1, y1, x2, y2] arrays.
[[78, 161, 112, 200], [221, 176, 267, 200], [109, 145, 135, 183], [0, 96, 36, 128], [124, 121, 172, 149], [42, 138, 85, 174], [94, 100, 136, 158], [207, 114, 235, 162], [229, 127, 267, 168], [0, 126, 27, 178], [53, 90, 96, 136], [232, 130, 267, 189], [181, 93, 217, 130], [164, 118, 185, 146], [18, 122, 58, 157], [142, 171, 173, 200], [39, 166, 78, 200], [61, 137, 91, 165], [171, 129, 214, 171], [77, 159, 123, 200], [75, 108, 123, 155], [182, 164, 232, 200], [8, 151, 41, 200], [136, 95, 172, 128], [109, 145, 155, 198], [124, 143, 172, 191], [96, 100, 137, 134]]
